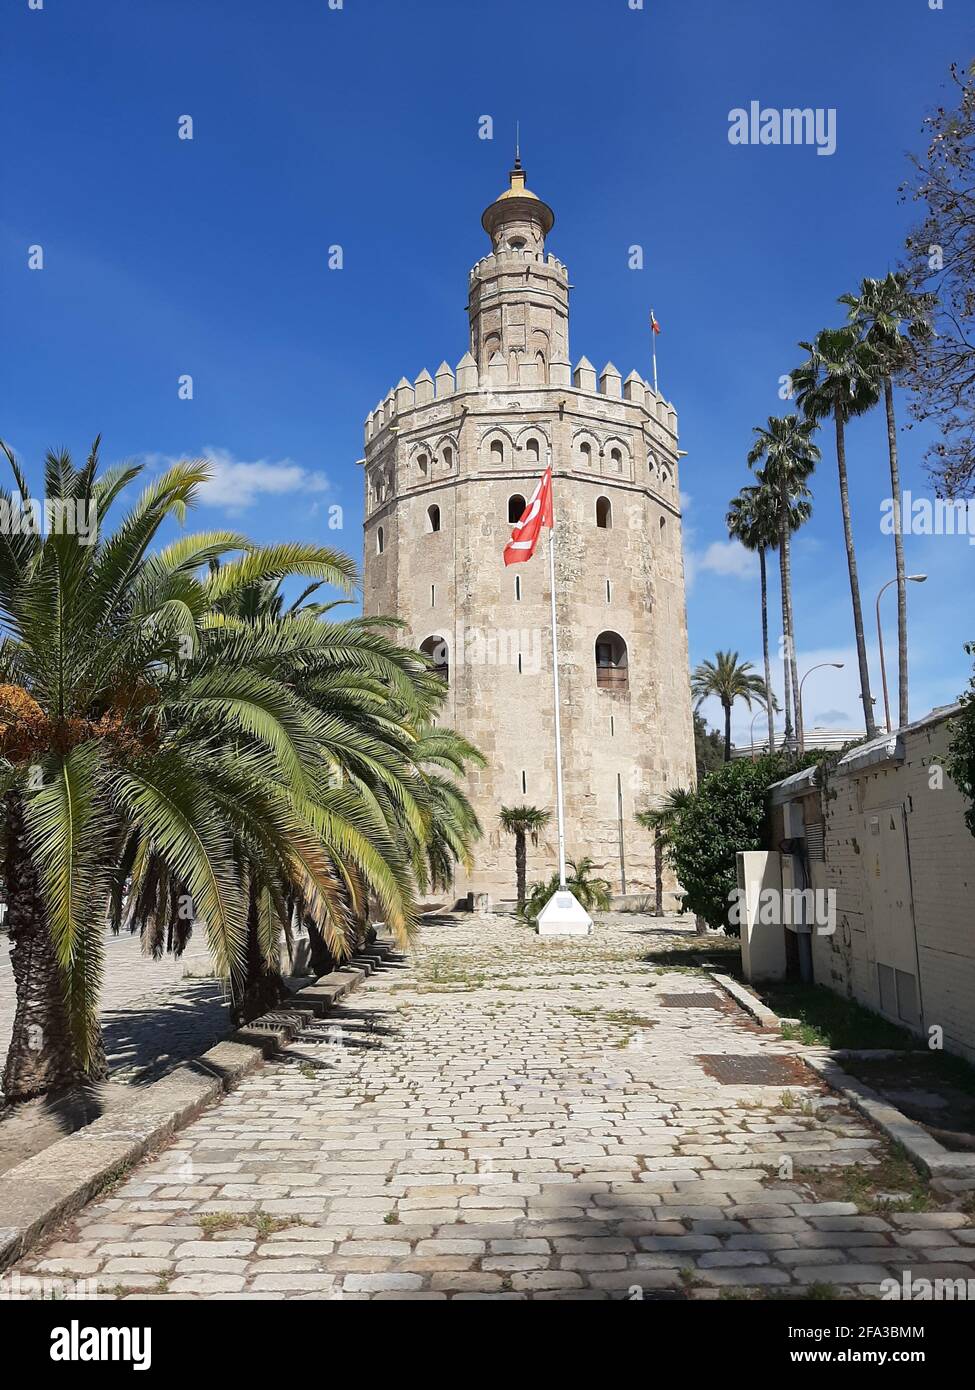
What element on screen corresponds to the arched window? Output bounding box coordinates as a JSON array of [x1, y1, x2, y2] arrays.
[[427, 504, 441, 533], [525, 438, 541, 466], [536, 351, 547, 384], [595, 631, 628, 691], [490, 439, 505, 465], [610, 447, 623, 471], [420, 635, 449, 685], [596, 496, 613, 529], [659, 515, 667, 533], [579, 441, 593, 468], [417, 452, 429, 477], [442, 446, 453, 470], [376, 526, 384, 555], [508, 493, 526, 523]]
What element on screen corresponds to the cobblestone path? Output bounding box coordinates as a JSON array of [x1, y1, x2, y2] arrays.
[[9, 916, 974, 1300]]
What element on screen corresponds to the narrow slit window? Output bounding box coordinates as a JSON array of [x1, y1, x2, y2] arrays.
[[515, 575, 522, 601], [521, 771, 527, 794]]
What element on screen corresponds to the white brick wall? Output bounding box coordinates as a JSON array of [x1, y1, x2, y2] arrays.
[[799, 712, 975, 1064]]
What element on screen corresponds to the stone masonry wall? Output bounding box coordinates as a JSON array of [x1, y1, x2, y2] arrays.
[[360, 351, 695, 906]]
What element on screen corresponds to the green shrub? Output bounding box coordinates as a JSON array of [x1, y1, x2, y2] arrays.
[[948, 642, 975, 837], [665, 753, 814, 932], [521, 857, 612, 922]]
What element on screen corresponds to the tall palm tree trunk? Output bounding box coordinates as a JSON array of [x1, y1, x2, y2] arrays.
[[2, 790, 86, 1101], [777, 499, 795, 750], [834, 412, 879, 737], [883, 376, 910, 728], [782, 524, 801, 756], [514, 830, 527, 908], [654, 832, 664, 916], [723, 699, 732, 762], [305, 919, 336, 978], [233, 884, 285, 1026], [759, 549, 775, 753]]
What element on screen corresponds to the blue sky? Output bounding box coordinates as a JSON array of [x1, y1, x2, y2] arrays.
[[2, 0, 972, 745]]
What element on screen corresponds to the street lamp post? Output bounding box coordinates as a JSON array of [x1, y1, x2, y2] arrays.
[[876, 574, 927, 734], [749, 708, 764, 761], [797, 663, 845, 757]]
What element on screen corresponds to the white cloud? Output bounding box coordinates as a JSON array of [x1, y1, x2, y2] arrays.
[[142, 446, 331, 512], [694, 539, 758, 581]]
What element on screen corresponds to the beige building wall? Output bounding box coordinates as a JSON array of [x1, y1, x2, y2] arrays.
[[771, 708, 975, 1065], [359, 160, 696, 905]]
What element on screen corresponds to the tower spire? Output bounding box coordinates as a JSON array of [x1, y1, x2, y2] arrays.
[[515, 120, 521, 167]]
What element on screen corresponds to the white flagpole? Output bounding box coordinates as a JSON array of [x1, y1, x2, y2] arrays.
[[547, 494, 568, 889], [651, 311, 659, 395]]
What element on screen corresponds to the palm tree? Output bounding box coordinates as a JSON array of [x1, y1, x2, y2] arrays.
[[727, 486, 779, 754], [0, 442, 477, 1098], [841, 274, 933, 728], [522, 856, 612, 922], [745, 417, 818, 752], [499, 805, 550, 908], [791, 328, 881, 738], [637, 786, 692, 915], [193, 572, 481, 1018], [691, 651, 772, 762]]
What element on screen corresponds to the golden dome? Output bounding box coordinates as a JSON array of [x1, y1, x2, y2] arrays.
[[481, 159, 555, 237], [496, 164, 540, 202]]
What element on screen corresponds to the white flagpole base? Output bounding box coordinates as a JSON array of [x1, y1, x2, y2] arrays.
[[536, 888, 593, 937]]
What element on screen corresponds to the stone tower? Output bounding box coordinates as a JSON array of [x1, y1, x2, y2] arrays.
[[359, 157, 695, 907]]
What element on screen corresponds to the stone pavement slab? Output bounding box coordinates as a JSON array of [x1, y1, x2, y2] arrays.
[[6, 914, 971, 1299]]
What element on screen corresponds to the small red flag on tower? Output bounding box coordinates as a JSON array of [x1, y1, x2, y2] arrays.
[[650, 309, 661, 394], [503, 466, 553, 566]]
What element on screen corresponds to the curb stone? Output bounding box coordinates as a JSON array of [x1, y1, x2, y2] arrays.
[[707, 970, 975, 1191], [0, 941, 395, 1272], [707, 971, 781, 1029], [802, 1052, 975, 1188]]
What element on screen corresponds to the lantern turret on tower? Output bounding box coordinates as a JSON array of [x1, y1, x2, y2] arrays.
[[468, 157, 569, 382]]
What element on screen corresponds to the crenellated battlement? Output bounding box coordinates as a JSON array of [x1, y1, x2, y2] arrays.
[[364, 354, 677, 446], [468, 249, 569, 282]]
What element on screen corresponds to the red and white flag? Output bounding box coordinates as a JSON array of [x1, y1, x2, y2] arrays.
[[503, 466, 553, 566], [650, 309, 661, 335]]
